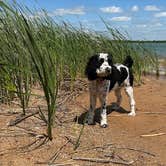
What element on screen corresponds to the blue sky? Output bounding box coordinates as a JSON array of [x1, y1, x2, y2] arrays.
[[15, 0, 166, 40]]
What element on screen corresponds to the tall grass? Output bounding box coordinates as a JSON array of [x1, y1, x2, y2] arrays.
[[0, 1, 158, 139]]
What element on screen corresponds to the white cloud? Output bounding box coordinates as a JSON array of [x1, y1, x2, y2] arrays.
[[131, 5, 139, 12], [144, 5, 160, 11], [52, 6, 85, 16], [153, 23, 162, 27], [154, 12, 166, 17], [100, 6, 123, 13], [28, 7, 85, 19], [136, 24, 148, 28], [136, 23, 162, 28], [110, 16, 131, 21]]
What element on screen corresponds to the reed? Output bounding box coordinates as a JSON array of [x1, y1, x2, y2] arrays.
[[0, 1, 158, 139]]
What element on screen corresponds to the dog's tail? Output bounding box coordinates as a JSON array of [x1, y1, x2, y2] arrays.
[[123, 55, 133, 68]]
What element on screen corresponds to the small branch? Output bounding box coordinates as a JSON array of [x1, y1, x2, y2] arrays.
[[141, 133, 166, 137], [36, 160, 74, 166], [7, 111, 39, 126], [139, 112, 166, 115], [110, 112, 166, 117], [70, 143, 114, 155], [2, 106, 47, 114], [72, 157, 135, 165], [48, 140, 70, 164], [112, 146, 155, 157]]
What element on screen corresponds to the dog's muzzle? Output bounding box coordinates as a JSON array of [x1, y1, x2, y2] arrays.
[[96, 67, 111, 77], [106, 67, 111, 73]]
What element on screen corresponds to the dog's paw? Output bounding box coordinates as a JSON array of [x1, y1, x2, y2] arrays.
[[86, 118, 95, 125], [100, 124, 108, 128], [128, 112, 136, 116], [111, 103, 120, 110], [87, 121, 96, 125]]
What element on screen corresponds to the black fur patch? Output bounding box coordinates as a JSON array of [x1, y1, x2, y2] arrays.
[[85, 54, 99, 80], [129, 69, 134, 86], [107, 54, 113, 66], [108, 66, 128, 91], [119, 67, 128, 85]]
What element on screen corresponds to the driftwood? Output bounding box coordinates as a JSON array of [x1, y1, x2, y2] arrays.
[[141, 133, 166, 137], [72, 157, 135, 165]]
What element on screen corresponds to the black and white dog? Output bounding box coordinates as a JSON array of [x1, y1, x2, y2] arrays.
[[85, 53, 136, 128]]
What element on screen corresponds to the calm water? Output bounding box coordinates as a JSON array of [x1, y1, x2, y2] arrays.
[[140, 42, 166, 57], [141, 42, 166, 76]]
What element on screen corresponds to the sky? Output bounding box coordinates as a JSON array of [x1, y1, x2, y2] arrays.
[[14, 0, 166, 40]]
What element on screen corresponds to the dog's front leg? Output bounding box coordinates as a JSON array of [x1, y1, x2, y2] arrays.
[[87, 92, 97, 125], [99, 94, 108, 128], [99, 80, 110, 128]]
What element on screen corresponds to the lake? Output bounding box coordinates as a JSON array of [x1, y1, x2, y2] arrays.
[[140, 42, 166, 58]]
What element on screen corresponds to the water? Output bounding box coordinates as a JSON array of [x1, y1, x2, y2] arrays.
[[137, 41, 166, 77], [140, 42, 166, 57]]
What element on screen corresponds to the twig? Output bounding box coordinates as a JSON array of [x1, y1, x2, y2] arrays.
[[139, 112, 166, 115], [7, 111, 39, 126], [19, 136, 49, 153], [36, 160, 74, 165], [2, 106, 46, 114], [0, 134, 48, 155], [141, 133, 166, 137], [72, 157, 135, 165], [48, 140, 70, 164], [112, 146, 155, 157], [70, 143, 114, 155], [109, 112, 166, 117]]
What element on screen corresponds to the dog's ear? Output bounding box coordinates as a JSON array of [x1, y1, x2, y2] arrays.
[[108, 53, 113, 66], [85, 54, 99, 80]]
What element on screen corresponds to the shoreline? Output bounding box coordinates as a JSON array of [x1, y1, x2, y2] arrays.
[[145, 57, 166, 77]]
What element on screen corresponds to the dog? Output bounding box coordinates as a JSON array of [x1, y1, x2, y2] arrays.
[[85, 53, 136, 128]]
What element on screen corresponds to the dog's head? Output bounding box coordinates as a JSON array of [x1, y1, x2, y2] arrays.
[[85, 53, 113, 80]]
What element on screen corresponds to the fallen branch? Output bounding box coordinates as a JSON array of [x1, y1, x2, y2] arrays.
[[48, 140, 70, 164], [112, 146, 155, 157], [141, 133, 166, 137], [72, 157, 135, 165], [110, 112, 166, 117], [36, 160, 74, 166], [7, 111, 39, 126], [139, 112, 166, 115], [70, 143, 114, 155], [2, 106, 47, 114], [19, 136, 49, 153]]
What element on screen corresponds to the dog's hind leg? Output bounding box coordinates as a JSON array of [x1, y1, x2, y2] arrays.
[[125, 86, 136, 116], [114, 88, 122, 109]]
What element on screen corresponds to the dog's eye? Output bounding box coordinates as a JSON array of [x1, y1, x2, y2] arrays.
[[99, 58, 104, 63], [108, 57, 112, 65]]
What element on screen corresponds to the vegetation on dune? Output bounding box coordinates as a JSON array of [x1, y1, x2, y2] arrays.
[[0, 1, 159, 140]]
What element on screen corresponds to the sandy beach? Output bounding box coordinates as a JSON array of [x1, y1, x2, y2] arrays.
[[0, 76, 166, 165]]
